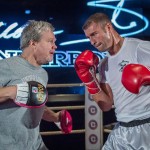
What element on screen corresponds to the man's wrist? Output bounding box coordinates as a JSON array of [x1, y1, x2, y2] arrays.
[[7, 85, 17, 100], [0, 86, 16, 102]]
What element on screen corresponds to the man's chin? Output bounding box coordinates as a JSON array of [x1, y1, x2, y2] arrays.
[[97, 47, 105, 52], [46, 57, 53, 63], [44, 60, 52, 65], [41, 59, 51, 65]]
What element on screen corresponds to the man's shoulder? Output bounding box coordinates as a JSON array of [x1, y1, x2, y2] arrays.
[[126, 37, 145, 43], [0, 56, 17, 67], [0, 56, 18, 62]]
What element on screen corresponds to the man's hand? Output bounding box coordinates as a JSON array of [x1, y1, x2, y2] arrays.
[[55, 110, 72, 134], [75, 50, 101, 95], [122, 64, 150, 94]]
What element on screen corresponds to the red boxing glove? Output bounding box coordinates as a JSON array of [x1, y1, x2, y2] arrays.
[[59, 110, 72, 134], [122, 64, 150, 94], [75, 50, 101, 94]]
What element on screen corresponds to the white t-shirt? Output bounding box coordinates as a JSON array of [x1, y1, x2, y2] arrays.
[[99, 38, 150, 122]]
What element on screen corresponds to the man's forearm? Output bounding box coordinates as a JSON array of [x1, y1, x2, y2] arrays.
[[92, 90, 113, 111], [92, 83, 114, 112], [0, 86, 16, 103], [42, 106, 60, 122]]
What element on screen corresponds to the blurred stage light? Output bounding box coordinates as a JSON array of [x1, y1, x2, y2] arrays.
[[25, 10, 31, 15]]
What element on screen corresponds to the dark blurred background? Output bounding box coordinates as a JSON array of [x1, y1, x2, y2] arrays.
[[1, 0, 150, 84], [1, 0, 150, 149]]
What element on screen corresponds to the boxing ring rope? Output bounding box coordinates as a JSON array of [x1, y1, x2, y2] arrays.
[[47, 83, 84, 88], [103, 122, 116, 133], [48, 94, 85, 102], [48, 105, 85, 110], [41, 129, 86, 136], [40, 83, 114, 150]]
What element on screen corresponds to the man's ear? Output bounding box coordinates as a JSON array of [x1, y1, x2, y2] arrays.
[[105, 23, 111, 39], [29, 40, 37, 48], [105, 23, 112, 32]]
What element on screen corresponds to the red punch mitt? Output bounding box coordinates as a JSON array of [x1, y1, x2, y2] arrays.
[[59, 110, 72, 134], [122, 64, 150, 94]]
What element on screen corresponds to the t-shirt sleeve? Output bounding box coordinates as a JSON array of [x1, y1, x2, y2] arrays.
[[98, 58, 108, 83], [0, 59, 11, 87], [137, 41, 150, 66], [44, 70, 48, 86]]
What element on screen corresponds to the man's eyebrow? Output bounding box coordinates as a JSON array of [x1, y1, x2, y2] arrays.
[[49, 38, 57, 41]]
